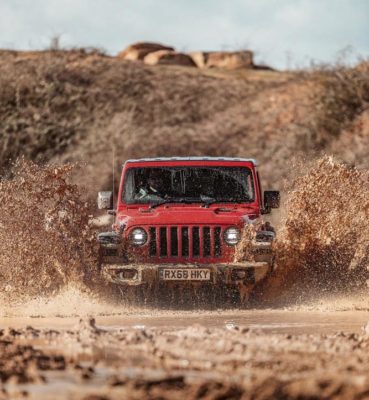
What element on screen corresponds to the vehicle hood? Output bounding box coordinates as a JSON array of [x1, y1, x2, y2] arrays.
[[116, 205, 259, 229]]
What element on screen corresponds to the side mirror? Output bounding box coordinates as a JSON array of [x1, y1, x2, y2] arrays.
[[97, 191, 113, 210], [264, 191, 280, 210]]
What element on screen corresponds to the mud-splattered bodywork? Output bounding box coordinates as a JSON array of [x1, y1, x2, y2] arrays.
[[97, 157, 279, 298]]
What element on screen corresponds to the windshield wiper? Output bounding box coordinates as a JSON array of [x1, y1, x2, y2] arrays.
[[150, 196, 251, 209], [202, 197, 251, 207], [150, 198, 195, 209]]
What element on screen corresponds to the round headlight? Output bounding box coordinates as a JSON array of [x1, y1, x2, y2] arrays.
[[224, 227, 241, 246], [130, 228, 147, 246]]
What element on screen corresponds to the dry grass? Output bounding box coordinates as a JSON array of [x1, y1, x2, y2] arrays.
[[309, 65, 369, 147]]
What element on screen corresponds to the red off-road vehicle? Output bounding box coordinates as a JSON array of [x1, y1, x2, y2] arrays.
[[97, 157, 279, 302]]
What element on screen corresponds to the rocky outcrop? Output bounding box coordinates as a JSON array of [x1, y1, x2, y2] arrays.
[[190, 50, 254, 69], [189, 51, 209, 69], [144, 50, 196, 67], [118, 43, 256, 70], [117, 42, 174, 61], [206, 51, 253, 69]]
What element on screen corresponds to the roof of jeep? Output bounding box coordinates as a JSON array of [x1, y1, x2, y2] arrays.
[[125, 157, 258, 165]]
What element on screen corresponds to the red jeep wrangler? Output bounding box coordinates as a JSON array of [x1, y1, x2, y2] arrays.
[[97, 157, 279, 301]]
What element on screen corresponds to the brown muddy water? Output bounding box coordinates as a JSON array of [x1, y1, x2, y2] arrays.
[[1, 308, 369, 334]]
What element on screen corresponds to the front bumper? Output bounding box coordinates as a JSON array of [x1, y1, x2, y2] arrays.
[[101, 261, 272, 286]]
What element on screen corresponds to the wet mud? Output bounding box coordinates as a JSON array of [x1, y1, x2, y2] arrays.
[[2, 315, 369, 399]]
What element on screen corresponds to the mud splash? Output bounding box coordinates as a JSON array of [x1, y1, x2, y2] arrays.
[[258, 156, 369, 304], [0, 285, 133, 318], [1, 156, 367, 310], [0, 158, 99, 304]]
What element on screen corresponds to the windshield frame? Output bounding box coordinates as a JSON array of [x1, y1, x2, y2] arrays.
[[121, 164, 256, 206]]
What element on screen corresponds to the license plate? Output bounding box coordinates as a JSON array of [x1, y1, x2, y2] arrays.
[[159, 268, 211, 281]]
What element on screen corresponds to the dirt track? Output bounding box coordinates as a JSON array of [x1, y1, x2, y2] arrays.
[[1, 305, 369, 400]]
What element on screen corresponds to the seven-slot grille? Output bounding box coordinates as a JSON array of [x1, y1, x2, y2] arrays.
[[148, 226, 222, 259]]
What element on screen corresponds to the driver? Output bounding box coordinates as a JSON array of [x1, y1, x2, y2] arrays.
[[137, 172, 164, 200], [199, 178, 214, 200]]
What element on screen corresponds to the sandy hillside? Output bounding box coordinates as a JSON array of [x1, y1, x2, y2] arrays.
[[0, 49, 368, 196]]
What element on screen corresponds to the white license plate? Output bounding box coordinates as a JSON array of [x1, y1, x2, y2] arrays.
[[160, 268, 211, 281]]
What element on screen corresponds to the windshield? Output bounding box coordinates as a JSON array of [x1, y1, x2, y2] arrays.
[[122, 166, 255, 204]]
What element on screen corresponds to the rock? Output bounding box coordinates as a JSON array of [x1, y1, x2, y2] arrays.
[[144, 50, 197, 67], [190, 50, 254, 69], [117, 45, 254, 69], [206, 51, 254, 69], [117, 42, 174, 61], [189, 51, 209, 68]]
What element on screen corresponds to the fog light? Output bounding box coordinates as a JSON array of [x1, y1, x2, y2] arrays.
[[118, 269, 138, 280]]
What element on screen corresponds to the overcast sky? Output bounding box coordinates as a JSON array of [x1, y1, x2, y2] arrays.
[[0, 0, 368, 69]]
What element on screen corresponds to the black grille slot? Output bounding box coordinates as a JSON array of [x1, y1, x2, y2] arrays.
[[160, 227, 167, 257], [203, 227, 211, 257], [149, 227, 157, 256], [181, 227, 189, 257], [170, 227, 178, 257], [192, 227, 200, 257], [214, 227, 222, 257]]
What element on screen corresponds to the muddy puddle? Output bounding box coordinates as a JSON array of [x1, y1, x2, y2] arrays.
[[1, 308, 369, 333]]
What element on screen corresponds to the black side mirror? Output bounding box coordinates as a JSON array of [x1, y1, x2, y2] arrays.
[[264, 191, 280, 211]]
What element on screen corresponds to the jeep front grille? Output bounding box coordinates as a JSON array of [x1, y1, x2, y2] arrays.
[[148, 226, 222, 259]]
